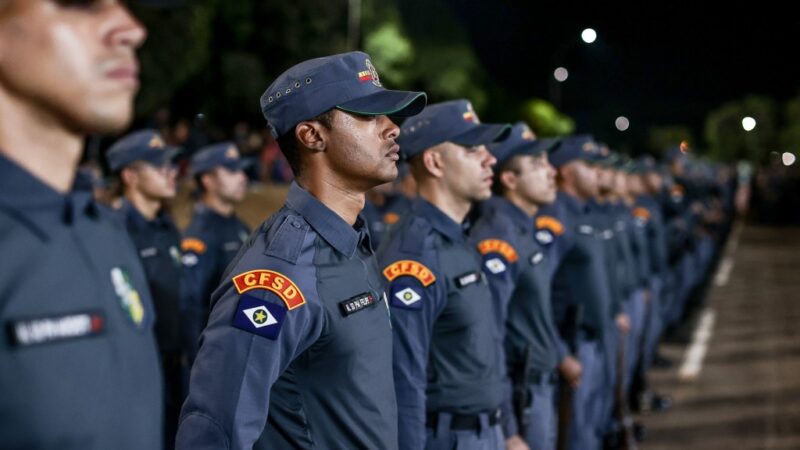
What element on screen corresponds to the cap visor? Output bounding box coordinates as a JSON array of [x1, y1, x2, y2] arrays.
[[336, 90, 427, 118], [450, 123, 512, 147], [147, 147, 181, 166]]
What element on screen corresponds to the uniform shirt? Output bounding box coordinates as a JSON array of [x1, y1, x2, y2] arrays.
[[590, 199, 624, 315], [176, 182, 397, 450], [535, 192, 613, 337], [626, 200, 652, 289], [117, 199, 183, 354], [611, 201, 638, 302], [0, 155, 163, 449], [470, 197, 565, 436], [362, 193, 410, 250], [377, 197, 504, 450], [634, 195, 668, 277], [181, 204, 251, 359]]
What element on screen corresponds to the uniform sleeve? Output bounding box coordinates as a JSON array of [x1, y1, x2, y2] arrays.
[[180, 233, 220, 362], [175, 261, 325, 450], [381, 252, 446, 450]]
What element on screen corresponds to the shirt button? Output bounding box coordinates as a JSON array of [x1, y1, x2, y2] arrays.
[[291, 221, 301, 229]]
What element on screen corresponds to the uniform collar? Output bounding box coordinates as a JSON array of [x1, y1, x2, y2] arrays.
[[194, 202, 235, 223], [559, 191, 590, 215], [118, 198, 173, 231], [411, 197, 465, 242], [484, 196, 535, 234], [0, 154, 98, 237], [285, 181, 367, 258]]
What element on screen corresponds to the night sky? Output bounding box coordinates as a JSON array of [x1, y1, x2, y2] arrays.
[[440, 1, 798, 152]]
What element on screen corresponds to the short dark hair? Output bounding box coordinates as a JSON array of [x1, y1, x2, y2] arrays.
[[275, 109, 335, 177], [491, 156, 523, 196]]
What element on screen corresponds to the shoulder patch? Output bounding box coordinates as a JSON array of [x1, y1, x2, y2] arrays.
[[232, 270, 306, 310], [535, 229, 554, 245], [536, 216, 565, 236], [632, 207, 651, 221], [232, 294, 286, 340], [383, 260, 437, 287], [477, 239, 519, 263], [383, 212, 401, 225], [181, 238, 206, 254]]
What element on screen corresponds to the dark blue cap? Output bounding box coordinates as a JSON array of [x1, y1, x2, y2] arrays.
[[398, 99, 511, 159], [549, 134, 599, 168], [190, 142, 251, 176], [489, 122, 559, 166], [260, 51, 427, 138], [106, 129, 180, 172]]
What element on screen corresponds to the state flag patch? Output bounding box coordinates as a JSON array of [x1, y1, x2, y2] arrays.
[[232, 294, 287, 340]]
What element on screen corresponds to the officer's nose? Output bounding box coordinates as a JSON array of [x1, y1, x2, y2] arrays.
[[106, 2, 148, 50], [478, 146, 496, 168], [381, 116, 400, 142]]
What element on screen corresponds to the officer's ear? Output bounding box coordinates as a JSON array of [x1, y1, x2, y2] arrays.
[[499, 169, 518, 192], [120, 166, 139, 188], [294, 120, 327, 153], [421, 148, 445, 179]]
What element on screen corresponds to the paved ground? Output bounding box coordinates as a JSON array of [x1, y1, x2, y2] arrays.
[[641, 225, 800, 450]]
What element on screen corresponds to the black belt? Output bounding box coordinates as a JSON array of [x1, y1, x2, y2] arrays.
[[426, 408, 501, 431]]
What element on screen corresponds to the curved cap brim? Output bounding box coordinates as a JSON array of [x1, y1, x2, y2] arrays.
[[450, 123, 511, 147], [336, 90, 427, 118]]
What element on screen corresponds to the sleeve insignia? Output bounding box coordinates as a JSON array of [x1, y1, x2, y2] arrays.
[[232, 270, 306, 310], [383, 260, 436, 287], [535, 216, 565, 236]]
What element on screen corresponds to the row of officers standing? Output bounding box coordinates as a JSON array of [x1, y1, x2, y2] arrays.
[[0, 29, 735, 450]]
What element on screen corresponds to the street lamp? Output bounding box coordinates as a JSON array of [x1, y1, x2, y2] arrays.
[[782, 152, 796, 166], [581, 28, 597, 44], [615, 116, 630, 131], [554, 67, 569, 82], [742, 116, 756, 131]]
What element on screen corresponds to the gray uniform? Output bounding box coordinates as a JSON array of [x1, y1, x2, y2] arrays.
[[0, 155, 163, 449], [176, 182, 397, 450], [378, 197, 505, 450]]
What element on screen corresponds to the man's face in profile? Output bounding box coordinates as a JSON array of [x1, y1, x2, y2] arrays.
[[0, 0, 147, 134]]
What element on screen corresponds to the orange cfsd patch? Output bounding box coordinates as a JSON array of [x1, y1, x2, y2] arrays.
[[383, 212, 401, 225], [232, 270, 306, 310], [383, 260, 437, 287], [536, 216, 565, 236], [477, 239, 519, 263], [181, 238, 207, 254], [632, 207, 651, 220]]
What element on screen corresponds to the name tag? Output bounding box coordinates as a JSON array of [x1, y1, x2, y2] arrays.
[[339, 292, 378, 317], [139, 247, 158, 258], [455, 271, 482, 288], [530, 252, 545, 266], [223, 241, 241, 252], [7, 311, 105, 348]]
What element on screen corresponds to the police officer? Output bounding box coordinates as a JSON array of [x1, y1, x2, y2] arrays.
[[107, 129, 184, 447], [182, 141, 251, 362], [469, 122, 575, 450], [0, 1, 163, 448], [176, 51, 426, 450], [534, 135, 615, 450], [377, 99, 510, 450]]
